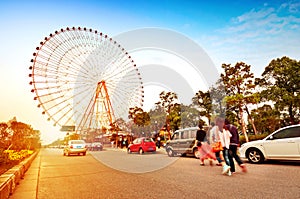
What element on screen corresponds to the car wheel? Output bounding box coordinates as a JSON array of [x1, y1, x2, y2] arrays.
[[167, 148, 174, 157], [139, 148, 144, 155], [83, 152, 86, 156], [127, 148, 132, 154], [193, 148, 200, 159], [247, 148, 264, 163]]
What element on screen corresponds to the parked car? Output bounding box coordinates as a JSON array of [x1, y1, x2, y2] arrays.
[[63, 140, 87, 156], [127, 137, 156, 154], [239, 124, 300, 163], [91, 142, 103, 151], [165, 127, 199, 158]]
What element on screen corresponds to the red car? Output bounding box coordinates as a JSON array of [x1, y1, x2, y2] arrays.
[[127, 137, 156, 154]]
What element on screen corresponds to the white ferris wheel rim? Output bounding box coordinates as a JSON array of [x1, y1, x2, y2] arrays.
[[29, 27, 144, 131]]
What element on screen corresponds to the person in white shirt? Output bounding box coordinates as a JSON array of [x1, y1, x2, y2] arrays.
[[210, 117, 232, 176]]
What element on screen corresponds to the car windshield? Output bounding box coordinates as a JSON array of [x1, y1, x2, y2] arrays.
[[172, 132, 179, 140], [133, 138, 141, 144], [144, 138, 153, 142], [70, 140, 85, 144]]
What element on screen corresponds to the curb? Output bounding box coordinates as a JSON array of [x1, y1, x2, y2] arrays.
[[0, 151, 38, 199]]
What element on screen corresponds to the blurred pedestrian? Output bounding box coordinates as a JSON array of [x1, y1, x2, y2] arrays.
[[196, 123, 216, 166], [210, 117, 232, 176], [208, 122, 222, 166], [209, 121, 222, 166], [225, 119, 247, 173], [156, 136, 161, 149], [124, 138, 129, 148]]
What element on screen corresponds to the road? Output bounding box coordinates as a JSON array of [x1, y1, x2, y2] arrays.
[[10, 148, 300, 199]]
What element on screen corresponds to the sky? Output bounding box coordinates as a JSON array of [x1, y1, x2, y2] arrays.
[[0, 0, 299, 144]]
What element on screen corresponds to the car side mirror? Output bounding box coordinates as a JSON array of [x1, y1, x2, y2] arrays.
[[268, 135, 274, 140]]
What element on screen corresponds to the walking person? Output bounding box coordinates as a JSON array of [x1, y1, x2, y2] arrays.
[[219, 122, 232, 176], [210, 117, 232, 175], [156, 136, 161, 149], [225, 119, 247, 173], [208, 122, 222, 166], [196, 123, 216, 166]]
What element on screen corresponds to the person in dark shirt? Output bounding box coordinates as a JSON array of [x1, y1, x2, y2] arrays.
[[196, 123, 216, 166], [196, 124, 206, 146], [225, 119, 247, 173]]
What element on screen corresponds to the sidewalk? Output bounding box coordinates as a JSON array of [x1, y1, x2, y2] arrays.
[[5, 147, 166, 198], [9, 152, 41, 199]]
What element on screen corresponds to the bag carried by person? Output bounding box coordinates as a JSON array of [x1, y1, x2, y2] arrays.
[[212, 141, 223, 152]]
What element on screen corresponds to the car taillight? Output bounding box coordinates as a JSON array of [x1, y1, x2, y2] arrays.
[[70, 145, 73, 149]]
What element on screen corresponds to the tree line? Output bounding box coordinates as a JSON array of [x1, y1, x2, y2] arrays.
[[0, 117, 41, 151], [126, 56, 300, 140]]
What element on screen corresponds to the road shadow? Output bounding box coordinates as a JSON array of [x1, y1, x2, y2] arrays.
[[243, 159, 300, 166], [263, 160, 300, 166]]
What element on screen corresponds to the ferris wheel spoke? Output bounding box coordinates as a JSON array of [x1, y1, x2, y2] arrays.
[[33, 87, 72, 100], [45, 103, 73, 125]]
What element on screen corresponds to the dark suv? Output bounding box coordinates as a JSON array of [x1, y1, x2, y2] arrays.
[[165, 127, 199, 158]]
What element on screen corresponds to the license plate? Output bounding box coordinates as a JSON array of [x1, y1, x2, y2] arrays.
[[76, 146, 81, 148]]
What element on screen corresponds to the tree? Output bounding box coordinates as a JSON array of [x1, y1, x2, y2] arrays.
[[155, 91, 178, 138], [128, 107, 151, 127], [148, 105, 166, 132], [221, 62, 258, 142], [9, 121, 40, 150], [168, 103, 181, 131], [209, 78, 227, 116], [250, 104, 281, 134], [192, 90, 213, 124], [179, 104, 199, 128], [0, 123, 9, 149], [256, 56, 300, 125]]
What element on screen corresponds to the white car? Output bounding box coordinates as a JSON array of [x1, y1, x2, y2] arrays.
[[239, 124, 300, 163], [63, 140, 87, 156]]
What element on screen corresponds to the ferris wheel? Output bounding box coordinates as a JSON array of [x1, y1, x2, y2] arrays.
[[29, 27, 144, 134]]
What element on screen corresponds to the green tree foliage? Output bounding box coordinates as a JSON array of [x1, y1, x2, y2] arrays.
[[221, 62, 258, 141], [148, 105, 166, 132], [155, 91, 178, 133], [179, 104, 199, 128], [192, 90, 213, 124], [209, 78, 227, 116], [168, 103, 181, 131], [256, 56, 300, 125], [9, 121, 40, 150], [128, 107, 150, 127], [0, 123, 9, 148], [156, 91, 178, 113], [250, 104, 281, 134], [114, 118, 128, 132]]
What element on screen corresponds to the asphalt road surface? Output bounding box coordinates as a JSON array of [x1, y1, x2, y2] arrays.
[[10, 148, 300, 199]]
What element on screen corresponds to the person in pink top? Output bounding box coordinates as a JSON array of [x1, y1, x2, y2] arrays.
[[196, 123, 216, 166]]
